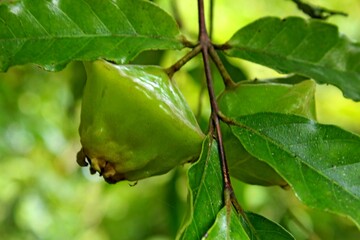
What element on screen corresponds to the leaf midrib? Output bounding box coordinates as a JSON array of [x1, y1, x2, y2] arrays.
[[0, 33, 182, 41], [228, 44, 358, 75], [232, 118, 359, 202]]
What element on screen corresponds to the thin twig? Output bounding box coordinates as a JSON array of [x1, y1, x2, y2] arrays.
[[202, 45, 232, 191], [209, 0, 214, 39], [213, 43, 231, 50], [197, 1, 259, 237], [208, 45, 236, 89], [165, 44, 202, 78], [198, 0, 242, 216], [198, 0, 230, 190]]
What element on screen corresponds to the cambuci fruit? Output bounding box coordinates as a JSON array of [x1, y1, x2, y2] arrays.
[[77, 60, 205, 183]]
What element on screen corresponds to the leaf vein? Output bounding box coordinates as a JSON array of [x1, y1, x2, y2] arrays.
[[235, 121, 358, 202]]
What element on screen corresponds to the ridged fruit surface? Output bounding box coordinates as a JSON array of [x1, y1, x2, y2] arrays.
[[77, 60, 204, 183]]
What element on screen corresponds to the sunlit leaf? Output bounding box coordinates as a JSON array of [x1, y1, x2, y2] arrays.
[[225, 17, 360, 101], [231, 113, 360, 226], [0, 0, 183, 71]]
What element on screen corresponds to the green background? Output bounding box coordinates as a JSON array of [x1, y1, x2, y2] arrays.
[[1, 0, 360, 239]]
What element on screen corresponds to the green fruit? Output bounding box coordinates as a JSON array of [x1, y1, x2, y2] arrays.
[[77, 60, 204, 183], [218, 80, 316, 187]]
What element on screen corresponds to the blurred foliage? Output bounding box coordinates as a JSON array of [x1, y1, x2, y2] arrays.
[[1, 0, 360, 239]]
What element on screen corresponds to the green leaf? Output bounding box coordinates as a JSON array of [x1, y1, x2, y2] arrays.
[[204, 207, 294, 240], [225, 17, 360, 101], [177, 136, 294, 239], [177, 136, 224, 239], [245, 212, 295, 240], [205, 207, 295, 239], [0, 0, 183, 71], [218, 80, 316, 186], [230, 113, 360, 226], [219, 80, 316, 119], [204, 206, 250, 240]]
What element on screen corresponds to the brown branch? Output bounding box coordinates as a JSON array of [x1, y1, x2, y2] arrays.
[[208, 45, 236, 89], [197, 0, 242, 216], [197, 1, 259, 237], [165, 44, 202, 78]]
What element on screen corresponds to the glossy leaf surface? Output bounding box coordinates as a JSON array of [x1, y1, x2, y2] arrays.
[[231, 113, 360, 226], [0, 0, 183, 71], [225, 17, 360, 101]]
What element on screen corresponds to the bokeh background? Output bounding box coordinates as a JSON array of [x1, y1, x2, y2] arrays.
[[1, 0, 360, 239]]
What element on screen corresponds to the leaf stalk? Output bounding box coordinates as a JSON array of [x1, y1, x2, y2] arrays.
[[165, 44, 202, 78], [208, 45, 236, 88]]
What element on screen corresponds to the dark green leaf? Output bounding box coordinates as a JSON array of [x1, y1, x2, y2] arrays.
[[245, 212, 295, 240], [177, 136, 224, 239], [230, 113, 360, 226], [0, 0, 183, 71], [225, 17, 360, 101]]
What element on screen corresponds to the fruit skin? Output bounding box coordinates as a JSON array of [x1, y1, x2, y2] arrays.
[[77, 60, 204, 183]]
